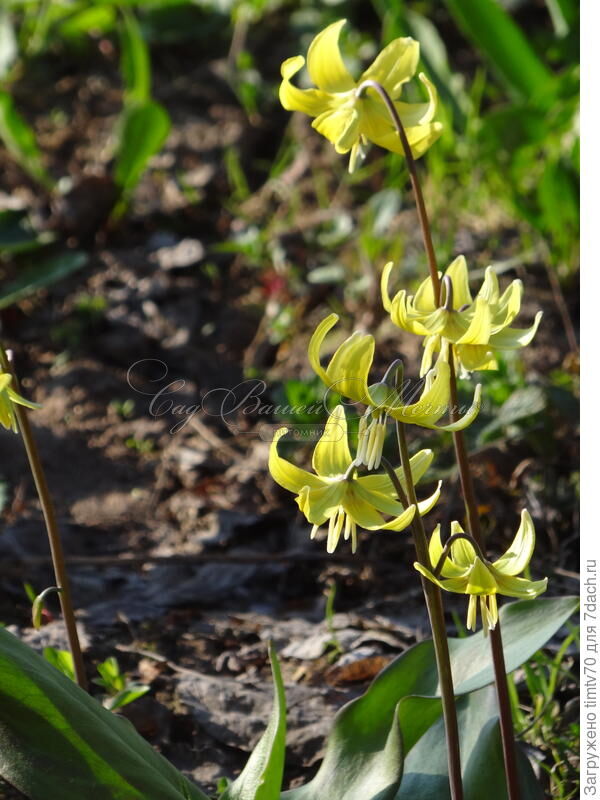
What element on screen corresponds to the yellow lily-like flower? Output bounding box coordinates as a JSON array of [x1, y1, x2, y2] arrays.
[[308, 313, 482, 469], [414, 511, 548, 635], [0, 372, 40, 433], [279, 19, 443, 172], [382, 256, 543, 377], [269, 404, 441, 554]]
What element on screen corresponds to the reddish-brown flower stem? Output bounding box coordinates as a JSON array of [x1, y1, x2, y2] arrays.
[[356, 79, 441, 302], [431, 532, 487, 578], [395, 421, 463, 800], [361, 76, 521, 799], [448, 350, 520, 800]]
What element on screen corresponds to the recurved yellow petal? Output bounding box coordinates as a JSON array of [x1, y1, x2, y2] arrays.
[[414, 562, 467, 593], [308, 313, 339, 385], [381, 261, 395, 312], [357, 448, 434, 495], [456, 296, 492, 345], [420, 335, 441, 377], [478, 267, 500, 304], [445, 255, 472, 309], [492, 279, 523, 330], [377, 503, 417, 531], [492, 572, 548, 599], [489, 311, 543, 350], [360, 37, 419, 98], [388, 360, 451, 427], [392, 73, 438, 126], [448, 521, 476, 567], [368, 120, 443, 159], [492, 509, 536, 576], [307, 19, 355, 93], [269, 427, 325, 493], [312, 404, 353, 477], [416, 481, 442, 517], [428, 525, 469, 578], [438, 383, 483, 433], [279, 56, 333, 115], [413, 275, 437, 312], [324, 330, 374, 403]]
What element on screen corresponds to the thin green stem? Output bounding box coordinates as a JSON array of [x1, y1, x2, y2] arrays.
[[396, 422, 463, 800], [1, 348, 87, 690]]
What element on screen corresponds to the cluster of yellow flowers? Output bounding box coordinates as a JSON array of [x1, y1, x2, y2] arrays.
[[270, 20, 548, 633]]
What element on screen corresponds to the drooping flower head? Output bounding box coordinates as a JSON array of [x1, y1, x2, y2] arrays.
[[279, 19, 443, 172], [0, 372, 40, 433], [308, 313, 482, 469], [382, 256, 543, 377], [269, 405, 441, 553], [414, 511, 548, 635]]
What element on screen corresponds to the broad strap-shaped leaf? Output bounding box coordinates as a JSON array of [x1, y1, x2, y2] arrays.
[[397, 686, 543, 799], [283, 693, 403, 800], [0, 627, 210, 800], [284, 596, 577, 800], [221, 643, 286, 800]]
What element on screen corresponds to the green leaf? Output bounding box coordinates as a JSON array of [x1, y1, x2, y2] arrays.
[[105, 686, 151, 712], [283, 688, 403, 800], [0, 250, 88, 309], [477, 386, 547, 443], [119, 9, 151, 103], [404, 10, 470, 128], [43, 647, 75, 682], [94, 657, 126, 693], [113, 100, 170, 197], [0, 627, 211, 800], [285, 597, 577, 800], [0, 209, 47, 255], [0, 91, 53, 188], [397, 686, 543, 799], [58, 6, 116, 40], [443, 0, 554, 102], [221, 643, 286, 800]]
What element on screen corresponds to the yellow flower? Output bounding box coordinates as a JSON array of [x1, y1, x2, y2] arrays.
[[269, 405, 440, 553], [308, 313, 482, 468], [414, 511, 548, 635], [0, 372, 40, 433], [382, 256, 543, 376], [279, 19, 443, 172]]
